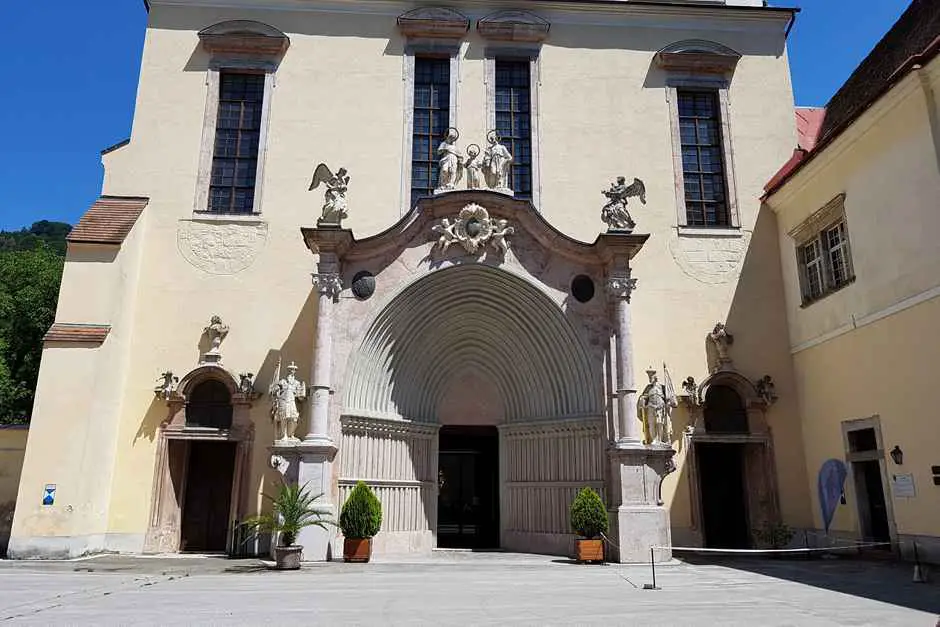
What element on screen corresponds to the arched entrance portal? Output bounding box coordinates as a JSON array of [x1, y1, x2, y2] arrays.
[[339, 265, 605, 556]]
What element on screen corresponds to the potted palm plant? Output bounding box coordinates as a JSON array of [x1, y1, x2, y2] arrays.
[[241, 481, 333, 570], [340, 481, 382, 563], [570, 486, 608, 563]]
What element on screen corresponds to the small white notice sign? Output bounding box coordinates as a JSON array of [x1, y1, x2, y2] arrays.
[[891, 473, 916, 498]]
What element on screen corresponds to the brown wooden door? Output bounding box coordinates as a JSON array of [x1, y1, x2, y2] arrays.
[[180, 441, 236, 552]]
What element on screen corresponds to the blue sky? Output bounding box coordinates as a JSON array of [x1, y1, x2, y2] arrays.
[[0, 1, 913, 231]]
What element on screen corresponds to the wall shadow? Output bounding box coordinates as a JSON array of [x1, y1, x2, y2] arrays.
[[681, 555, 940, 615]]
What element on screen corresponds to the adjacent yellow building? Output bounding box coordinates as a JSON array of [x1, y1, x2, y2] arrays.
[[764, 0, 940, 564], [5, 0, 934, 564]]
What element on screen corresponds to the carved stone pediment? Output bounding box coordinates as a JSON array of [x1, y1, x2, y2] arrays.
[[397, 7, 470, 39], [477, 10, 550, 43], [198, 20, 290, 57], [654, 39, 741, 74]]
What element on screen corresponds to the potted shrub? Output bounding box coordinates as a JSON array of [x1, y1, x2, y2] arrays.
[[241, 481, 333, 570], [570, 486, 608, 563], [340, 481, 382, 563], [753, 521, 795, 552]]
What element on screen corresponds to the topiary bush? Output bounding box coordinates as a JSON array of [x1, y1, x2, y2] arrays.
[[339, 481, 383, 539], [570, 487, 609, 539]]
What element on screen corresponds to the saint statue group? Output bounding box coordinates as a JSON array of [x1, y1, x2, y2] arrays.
[[436, 128, 514, 195]]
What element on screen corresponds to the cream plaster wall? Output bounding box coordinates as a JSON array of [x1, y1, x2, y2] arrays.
[[793, 297, 940, 542], [766, 57, 940, 555], [14, 0, 810, 553]]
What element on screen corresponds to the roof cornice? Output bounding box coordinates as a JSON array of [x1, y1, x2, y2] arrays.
[[146, 0, 796, 25]]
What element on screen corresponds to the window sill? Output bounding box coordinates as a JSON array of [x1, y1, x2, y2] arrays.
[[190, 212, 266, 224], [676, 226, 744, 238], [800, 276, 856, 308]]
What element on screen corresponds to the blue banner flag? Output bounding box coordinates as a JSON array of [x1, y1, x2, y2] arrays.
[[817, 459, 847, 533]]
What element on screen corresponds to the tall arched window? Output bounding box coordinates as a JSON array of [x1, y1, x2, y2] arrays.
[[703, 385, 748, 433], [187, 380, 233, 429]]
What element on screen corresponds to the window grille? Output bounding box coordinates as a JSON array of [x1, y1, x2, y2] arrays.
[[678, 90, 729, 227], [495, 60, 532, 199], [209, 72, 265, 214], [411, 57, 450, 205]]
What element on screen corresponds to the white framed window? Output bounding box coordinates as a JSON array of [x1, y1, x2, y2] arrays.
[[193, 21, 288, 217], [485, 52, 541, 206], [791, 194, 855, 305], [656, 40, 742, 232]]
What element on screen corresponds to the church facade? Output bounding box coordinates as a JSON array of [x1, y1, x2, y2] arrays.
[[9, 0, 814, 561]]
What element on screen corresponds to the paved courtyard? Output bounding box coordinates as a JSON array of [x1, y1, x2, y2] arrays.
[[0, 552, 937, 625]]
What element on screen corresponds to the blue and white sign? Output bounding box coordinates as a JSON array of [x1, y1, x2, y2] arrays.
[[42, 484, 56, 506]]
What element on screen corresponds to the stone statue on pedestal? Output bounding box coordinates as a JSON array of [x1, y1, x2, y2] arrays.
[[309, 163, 350, 227], [155, 371, 178, 401], [435, 128, 464, 193], [465, 144, 484, 190], [638, 367, 678, 446], [601, 176, 646, 232], [269, 360, 307, 443], [202, 315, 229, 363], [483, 130, 513, 194]]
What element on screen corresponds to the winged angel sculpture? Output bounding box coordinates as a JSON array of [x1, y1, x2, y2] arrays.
[[601, 176, 646, 233], [309, 163, 350, 226]]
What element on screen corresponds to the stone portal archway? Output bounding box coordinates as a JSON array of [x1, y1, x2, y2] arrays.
[[338, 265, 606, 555]]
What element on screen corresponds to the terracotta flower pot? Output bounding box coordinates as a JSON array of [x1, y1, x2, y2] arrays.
[[344, 538, 372, 563], [575, 538, 604, 563], [274, 545, 303, 570]]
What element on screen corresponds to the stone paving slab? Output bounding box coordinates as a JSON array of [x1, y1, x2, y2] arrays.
[[0, 554, 937, 626]]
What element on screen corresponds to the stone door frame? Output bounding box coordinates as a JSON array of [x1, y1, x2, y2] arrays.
[[144, 365, 257, 554]]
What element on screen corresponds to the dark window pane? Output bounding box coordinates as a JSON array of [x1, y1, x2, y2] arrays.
[[208, 72, 264, 214], [678, 90, 728, 226], [411, 58, 451, 204]]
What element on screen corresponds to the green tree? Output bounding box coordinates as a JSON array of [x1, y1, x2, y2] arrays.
[[0, 221, 71, 255], [0, 244, 65, 424]]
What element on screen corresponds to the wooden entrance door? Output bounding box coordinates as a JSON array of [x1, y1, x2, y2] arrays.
[[180, 441, 236, 552]]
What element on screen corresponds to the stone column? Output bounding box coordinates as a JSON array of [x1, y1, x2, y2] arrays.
[[607, 272, 641, 445], [279, 257, 342, 562], [307, 268, 342, 445]]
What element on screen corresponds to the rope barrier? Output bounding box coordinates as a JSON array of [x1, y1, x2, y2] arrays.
[[654, 541, 893, 554]]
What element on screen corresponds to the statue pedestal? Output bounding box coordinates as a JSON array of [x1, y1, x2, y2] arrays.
[[607, 443, 676, 563], [270, 440, 338, 562]]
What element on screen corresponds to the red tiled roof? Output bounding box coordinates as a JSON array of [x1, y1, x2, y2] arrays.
[[795, 107, 825, 152], [765, 0, 940, 197], [44, 323, 111, 345], [66, 196, 148, 245]]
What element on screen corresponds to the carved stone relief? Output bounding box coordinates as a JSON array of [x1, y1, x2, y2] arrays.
[[177, 220, 268, 275], [668, 231, 750, 285], [432, 204, 513, 255]]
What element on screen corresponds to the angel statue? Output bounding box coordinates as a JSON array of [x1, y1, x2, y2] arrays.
[[155, 371, 178, 401], [309, 163, 350, 226], [432, 217, 458, 254], [268, 359, 307, 443], [601, 176, 646, 233], [637, 366, 678, 447], [435, 128, 464, 193]]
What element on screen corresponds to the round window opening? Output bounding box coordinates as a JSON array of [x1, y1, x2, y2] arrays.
[[571, 275, 595, 303], [351, 271, 376, 300]]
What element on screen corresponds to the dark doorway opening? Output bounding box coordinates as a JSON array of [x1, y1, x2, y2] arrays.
[[697, 443, 750, 549], [852, 460, 891, 543], [437, 426, 499, 549], [180, 441, 237, 552]]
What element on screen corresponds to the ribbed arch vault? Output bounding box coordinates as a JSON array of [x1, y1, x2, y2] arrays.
[[344, 265, 600, 423]]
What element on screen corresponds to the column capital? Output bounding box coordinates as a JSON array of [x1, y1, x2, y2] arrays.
[[607, 275, 638, 302], [312, 272, 343, 299]]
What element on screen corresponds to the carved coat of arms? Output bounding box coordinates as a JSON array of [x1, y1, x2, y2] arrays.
[[432, 204, 513, 255]]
